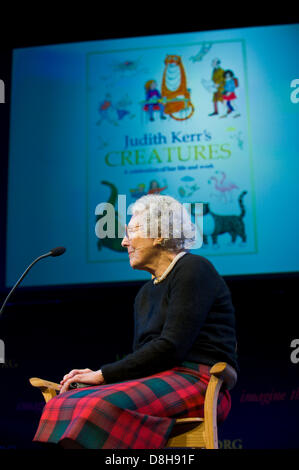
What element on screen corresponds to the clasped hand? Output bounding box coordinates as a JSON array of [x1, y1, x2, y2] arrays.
[[59, 368, 105, 394]]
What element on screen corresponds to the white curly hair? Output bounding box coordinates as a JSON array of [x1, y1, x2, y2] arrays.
[[129, 194, 196, 252]]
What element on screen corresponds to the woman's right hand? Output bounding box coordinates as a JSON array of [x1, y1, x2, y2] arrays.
[[60, 368, 93, 389]]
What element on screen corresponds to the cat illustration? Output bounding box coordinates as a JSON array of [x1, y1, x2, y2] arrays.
[[193, 191, 247, 246], [95, 181, 127, 252]]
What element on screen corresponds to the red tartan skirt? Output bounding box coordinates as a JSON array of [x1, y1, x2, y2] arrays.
[[33, 363, 231, 449]]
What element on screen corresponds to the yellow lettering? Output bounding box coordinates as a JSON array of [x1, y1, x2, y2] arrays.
[[164, 147, 175, 163], [219, 439, 243, 449], [105, 151, 119, 167], [220, 143, 231, 158], [121, 150, 133, 165], [194, 145, 207, 160], [232, 439, 243, 449], [178, 146, 191, 162], [208, 144, 219, 159], [135, 149, 146, 165], [104, 142, 231, 167], [148, 148, 162, 164]]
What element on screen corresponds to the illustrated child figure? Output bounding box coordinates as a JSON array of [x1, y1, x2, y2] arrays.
[[97, 93, 118, 126], [147, 180, 168, 194], [221, 70, 240, 118], [209, 58, 225, 116], [144, 80, 167, 121], [130, 183, 147, 199], [97, 93, 132, 126]]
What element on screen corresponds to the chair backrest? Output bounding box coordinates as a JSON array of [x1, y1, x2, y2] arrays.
[[166, 362, 237, 449], [222, 363, 238, 390]]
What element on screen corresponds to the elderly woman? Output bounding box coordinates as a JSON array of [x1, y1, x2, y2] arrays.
[[33, 194, 238, 449]]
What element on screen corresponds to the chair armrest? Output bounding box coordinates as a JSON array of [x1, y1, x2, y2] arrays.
[[29, 377, 60, 403], [209, 362, 238, 390], [29, 377, 60, 390]]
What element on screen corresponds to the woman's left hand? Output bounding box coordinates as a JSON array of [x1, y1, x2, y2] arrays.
[[59, 368, 105, 394]]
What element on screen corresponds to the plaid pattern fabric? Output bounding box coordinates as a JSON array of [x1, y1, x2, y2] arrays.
[[33, 363, 231, 449]]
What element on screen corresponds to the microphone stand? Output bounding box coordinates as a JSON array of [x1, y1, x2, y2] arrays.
[[0, 251, 54, 318]]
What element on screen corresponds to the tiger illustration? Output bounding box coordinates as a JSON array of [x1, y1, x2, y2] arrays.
[[161, 55, 194, 120]]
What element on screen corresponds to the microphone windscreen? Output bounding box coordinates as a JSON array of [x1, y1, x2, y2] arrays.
[[50, 247, 66, 257]]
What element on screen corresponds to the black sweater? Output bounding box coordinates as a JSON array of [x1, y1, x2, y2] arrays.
[[101, 253, 238, 383]]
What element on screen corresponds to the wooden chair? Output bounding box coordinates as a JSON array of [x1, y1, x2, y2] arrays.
[[29, 361, 237, 449], [166, 362, 237, 449]]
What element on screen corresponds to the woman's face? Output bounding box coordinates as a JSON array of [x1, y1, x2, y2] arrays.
[[121, 216, 157, 271]]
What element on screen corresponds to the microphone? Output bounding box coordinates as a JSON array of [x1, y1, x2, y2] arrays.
[[0, 247, 66, 318], [49, 247, 66, 257]]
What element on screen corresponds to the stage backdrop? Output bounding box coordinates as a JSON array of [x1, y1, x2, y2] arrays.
[[1, 25, 299, 451], [5, 23, 299, 286]]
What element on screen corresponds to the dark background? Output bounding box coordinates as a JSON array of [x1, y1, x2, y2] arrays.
[[0, 12, 298, 450]]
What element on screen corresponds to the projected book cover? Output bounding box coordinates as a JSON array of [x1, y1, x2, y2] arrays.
[[87, 39, 255, 263], [6, 23, 299, 285]]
